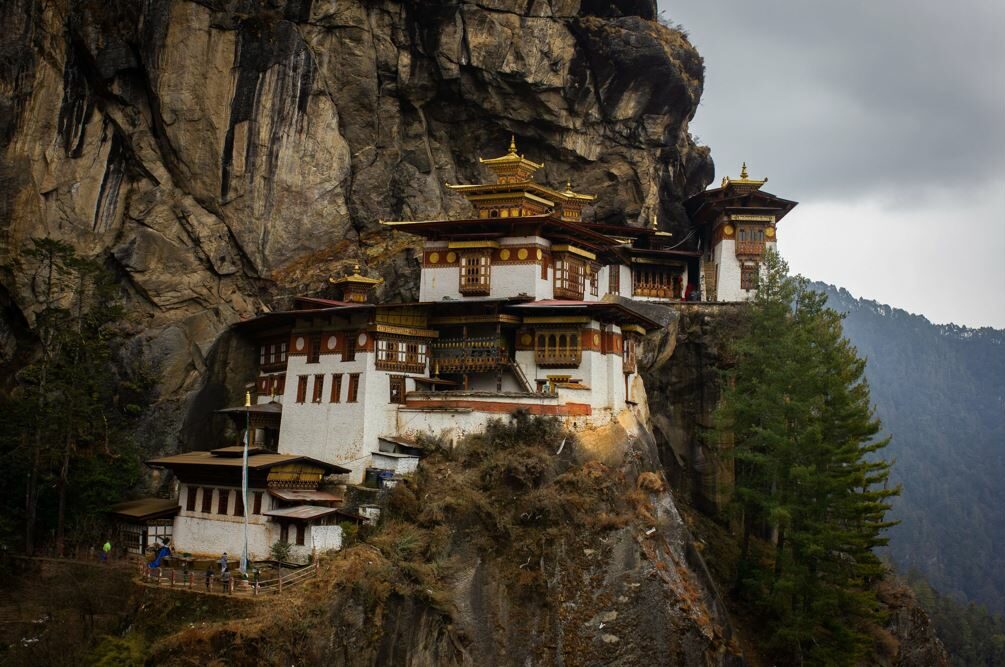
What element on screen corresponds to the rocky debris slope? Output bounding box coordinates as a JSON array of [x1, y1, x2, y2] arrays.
[[0, 0, 712, 454]]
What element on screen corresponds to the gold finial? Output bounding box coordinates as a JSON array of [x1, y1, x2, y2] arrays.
[[244, 391, 251, 407], [508, 135, 517, 154], [740, 162, 748, 179], [352, 263, 361, 275], [651, 214, 658, 229]]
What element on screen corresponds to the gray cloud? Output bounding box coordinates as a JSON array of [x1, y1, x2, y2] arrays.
[[659, 0, 1005, 328], [660, 0, 1004, 202]]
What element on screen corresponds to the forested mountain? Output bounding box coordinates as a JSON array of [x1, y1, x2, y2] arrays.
[[812, 283, 1004, 614]]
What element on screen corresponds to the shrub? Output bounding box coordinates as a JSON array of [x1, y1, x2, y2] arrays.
[[270, 539, 291, 563]]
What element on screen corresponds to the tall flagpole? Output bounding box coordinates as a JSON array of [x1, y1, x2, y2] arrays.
[[241, 391, 251, 575]]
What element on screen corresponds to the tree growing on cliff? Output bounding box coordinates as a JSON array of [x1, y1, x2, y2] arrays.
[[716, 250, 899, 665], [0, 239, 151, 555]]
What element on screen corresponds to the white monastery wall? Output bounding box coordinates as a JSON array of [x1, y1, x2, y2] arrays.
[[173, 512, 275, 560], [309, 525, 344, 554], [713, 239, 745, 302]]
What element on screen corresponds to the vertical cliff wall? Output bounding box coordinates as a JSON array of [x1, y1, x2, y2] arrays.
[[0, 0, 713, 453]]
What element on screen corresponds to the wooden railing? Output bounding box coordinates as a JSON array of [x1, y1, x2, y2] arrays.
[[432, 337, 507, 373], [553, 285, 584, 301], [141, 560, 320, 596]]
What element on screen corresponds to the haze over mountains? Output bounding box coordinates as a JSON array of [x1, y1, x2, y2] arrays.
[[812, 282, 1005, 614]]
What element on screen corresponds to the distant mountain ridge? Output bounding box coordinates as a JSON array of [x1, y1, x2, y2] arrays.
[[810, 282, 1005, 614]]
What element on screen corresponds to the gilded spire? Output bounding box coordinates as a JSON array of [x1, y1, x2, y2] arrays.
[[477, 137, 544, 183], [721, 161, 768, 189]]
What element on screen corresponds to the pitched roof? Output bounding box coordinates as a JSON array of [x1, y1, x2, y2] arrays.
[[146, 451, 351, 475], [106, 498, 180, 521], [263, 505, 343, 521]]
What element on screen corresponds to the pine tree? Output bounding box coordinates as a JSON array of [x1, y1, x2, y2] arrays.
[[0, 239, 151, 555], [717, 250, 899, 664]]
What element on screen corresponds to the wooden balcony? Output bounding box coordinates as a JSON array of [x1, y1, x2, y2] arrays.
[[554, 285, 584, 301], [432, 337, 507, 373], [535, 350, 582, 368], [735, 240, 766, 257], [375, 359, 427, 374]]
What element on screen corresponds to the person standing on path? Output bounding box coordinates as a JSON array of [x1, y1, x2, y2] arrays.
[[204, 564, 214, 592], [221, 568, 232, 594], [102, 540, 111, 563], [218, 552, 228, 573]]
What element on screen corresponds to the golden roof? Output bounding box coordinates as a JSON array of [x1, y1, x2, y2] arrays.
[[478, 135, 545, 171], [329, 264, 383, 286], [720, 162, 768, 189]]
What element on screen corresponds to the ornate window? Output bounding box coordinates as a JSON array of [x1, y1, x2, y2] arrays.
[[259, 339, 288, 371], [608, 265, 620, 295], [535, 330, 582, 368], [735, 226, 766, 257], [632, 267, 681, 299], [589, 263, 599, 297], [376, 337, 428, 373], [459, 251, 491, 295], [741, 264, 759, 290], [554, 255, 585, 300], [347, 373, 360, 402], [389, 375, 406, 404]]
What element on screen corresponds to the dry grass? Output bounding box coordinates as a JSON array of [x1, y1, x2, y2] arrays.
[[144, 412, 673, 665]]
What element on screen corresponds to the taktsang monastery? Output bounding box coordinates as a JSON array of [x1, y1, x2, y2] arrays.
[[122, 141, 796, 562]]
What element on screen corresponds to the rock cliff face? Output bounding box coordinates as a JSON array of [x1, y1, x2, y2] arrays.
[[0, 0, 712, 453]]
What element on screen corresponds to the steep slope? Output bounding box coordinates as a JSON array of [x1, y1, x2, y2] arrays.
[[0, 0, 712, 456], [812, 283, 1005, 614], [136, 414, 742, 667]]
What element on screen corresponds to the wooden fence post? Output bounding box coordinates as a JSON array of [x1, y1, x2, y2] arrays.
[[170, 569, 176, 587], [278, 570, 283, 593]]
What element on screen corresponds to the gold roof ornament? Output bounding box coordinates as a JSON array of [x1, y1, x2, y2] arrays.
[[476, 136, 545, 183], [329, 263, 383, 286], [721, 161, 768, 190]]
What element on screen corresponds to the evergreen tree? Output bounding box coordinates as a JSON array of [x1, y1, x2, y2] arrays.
[[716, 250, 899, 664], [0, 239, 151, 555]]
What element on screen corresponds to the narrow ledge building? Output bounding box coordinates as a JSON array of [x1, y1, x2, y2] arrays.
[[138, 142, 796, 562]]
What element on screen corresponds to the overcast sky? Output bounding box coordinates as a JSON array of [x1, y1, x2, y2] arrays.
[[659, 0, 1005, 329]]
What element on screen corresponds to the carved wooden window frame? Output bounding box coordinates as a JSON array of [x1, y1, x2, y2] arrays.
[[296, 375, 308, 403], [459, 251, 492, 295], [376, 337, 428, 374], [389, 375, 406, 404], [534, 329, 582, 368], [554, 254, 585, 300], [740, 263, 759, 290]]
